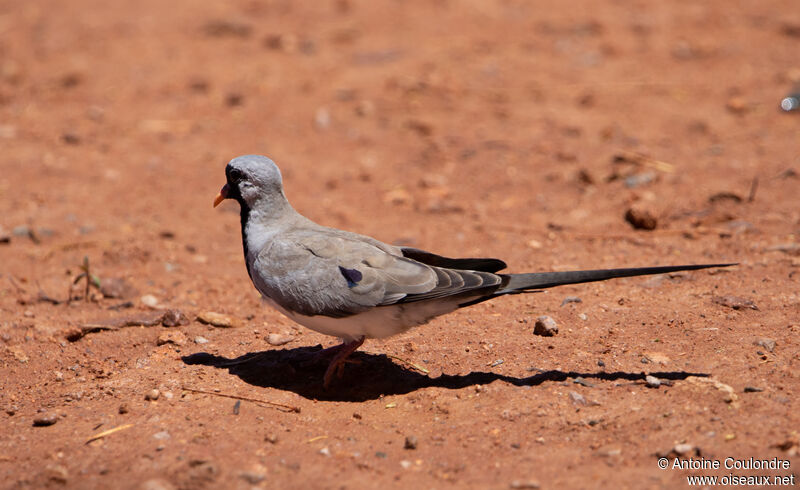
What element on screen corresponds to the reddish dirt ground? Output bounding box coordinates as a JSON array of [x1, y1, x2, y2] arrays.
[[1, 1, 799, 488]]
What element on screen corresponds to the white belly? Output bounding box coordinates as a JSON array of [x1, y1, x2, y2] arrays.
[[261, 296, 461, 343]]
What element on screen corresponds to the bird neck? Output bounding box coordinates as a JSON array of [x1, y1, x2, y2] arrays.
[[239, 197, 299, 279]]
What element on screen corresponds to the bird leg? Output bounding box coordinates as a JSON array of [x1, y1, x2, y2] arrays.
[[323, 336, 365, 389]]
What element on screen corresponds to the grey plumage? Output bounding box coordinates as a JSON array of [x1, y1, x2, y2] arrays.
[[214, 154, 735, 386]]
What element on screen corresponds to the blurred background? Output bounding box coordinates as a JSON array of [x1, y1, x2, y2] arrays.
[[2, 1, 800, 487], [3, 0, 799, 308]]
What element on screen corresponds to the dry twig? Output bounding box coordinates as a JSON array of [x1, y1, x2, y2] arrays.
[[181, 387, 301, 413]]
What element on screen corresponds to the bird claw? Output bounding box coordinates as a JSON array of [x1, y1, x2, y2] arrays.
[[321, 337, 365, 389]]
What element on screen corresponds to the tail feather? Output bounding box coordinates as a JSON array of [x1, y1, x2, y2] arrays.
[[497, 263, 736, 293]]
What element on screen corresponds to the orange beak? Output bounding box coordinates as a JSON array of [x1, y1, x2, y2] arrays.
[[213, 184, 229, 208]]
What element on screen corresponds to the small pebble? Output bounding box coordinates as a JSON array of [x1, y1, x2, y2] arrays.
[[743, 386, 764, 393], [265, 433, 279, 444], [194, 336, 209, 344], [54, 371, 64, 382], [118, 404, 129, 414], [145, 389, 160, 401], [560, 296, 582, 306], [645, 375, 661, 388], [712, 295, 758, 311], [573, 377, 595, 388], [625, 207, 657, 230], [533, 316, 558, 337], [239, 472, 266, 484], [267, 333, 294, 346], [156, 331, 187, 346], [33, 413, 58, 427], [404, 435, 418, 450], [319, 447, 331, 457], [510, 480, 541, 489], [755, 338, 776, 352], [196, 311, 239, 328], [161, 309, 189, 327], [140, 294, 159, 308], [153, 430, 171, 440], [578, 313, 588, 321], [673, 443, 694, 456], [400, 460, 412, 469], [568, 391, 587, 406]]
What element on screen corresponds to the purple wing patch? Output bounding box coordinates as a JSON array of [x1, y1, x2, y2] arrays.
[[338, 266, 363, 288]]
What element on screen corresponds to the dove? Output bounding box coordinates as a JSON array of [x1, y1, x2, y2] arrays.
[[214, 154, 733, 388]]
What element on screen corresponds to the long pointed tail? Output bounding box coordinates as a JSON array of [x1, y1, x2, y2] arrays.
[[498, 263, 736, 293]]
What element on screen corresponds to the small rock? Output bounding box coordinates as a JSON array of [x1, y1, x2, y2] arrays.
[[673, 443, 695, 456], [145, 389, 160, 401], [383, 187, 413, 206], [712, 295, 758, 310], [266, 333, 294, 346], [319, 447, 331, 457], [44, 464, 69, 484], [239, 471, 265, 484], [161, 309, 190, 327], [265, 433, 279, 444], [625, 207, 658, 230], [140, 478, 176, 490], [202, 20, 252, 38], [153, 430, 171, 440], [157, 331, 187, 347], [573, 377, 595, 388], [194, 336, 209, 344], [225, 92, 244, 107], [578, 313, 588, 321], [33, 414, 58, 426], [100, 278, 138, 299], [314, 107, 331, 130], [726, 97, 749, 114], [595, 446, 622, 458], [140, 294, 160, 308], [642, 351, 671, 365], [404, 435, 418, 450], [624, 171, 656, 189], [7, 345, 29, 363], [196, 311, 239, 328], [510, 480, 541, 489], [755, 338, 776, 352], [568, 391, 587, 406], [54, 371, 64, 382], [743, 386, 763, 393], [62, 132, 81, 145], [533, 316, 558, 337], [119, 403, 129, 414], [560, 296, 582, 306], [400, 460, 412, 469], [645, 375, 661, 388]]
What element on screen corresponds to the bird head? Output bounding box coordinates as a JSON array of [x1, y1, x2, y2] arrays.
[[213, 155, 285, 209]]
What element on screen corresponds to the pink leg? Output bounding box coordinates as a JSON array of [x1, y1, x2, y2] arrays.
[[323, 337, 365, 389]]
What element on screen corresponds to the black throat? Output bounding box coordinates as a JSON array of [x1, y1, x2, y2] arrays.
[[237, 198, 253, 279]]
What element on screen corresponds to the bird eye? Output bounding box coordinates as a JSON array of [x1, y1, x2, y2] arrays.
[[228, 168, 245, 182]]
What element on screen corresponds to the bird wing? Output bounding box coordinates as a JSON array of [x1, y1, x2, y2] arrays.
[[250, 227, 503, 318]]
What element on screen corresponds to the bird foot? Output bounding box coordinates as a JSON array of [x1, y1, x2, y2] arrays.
[[322, 337, 365, 389]]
